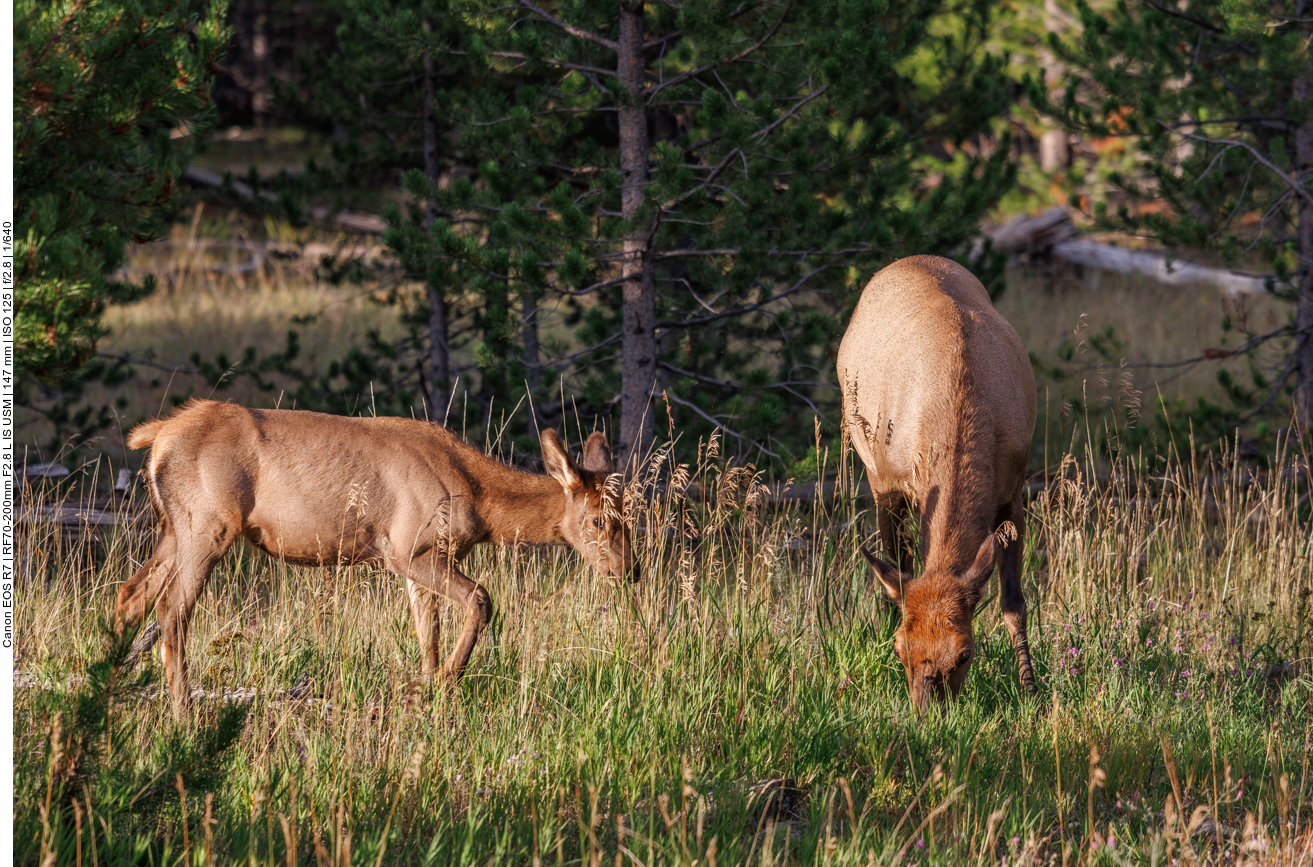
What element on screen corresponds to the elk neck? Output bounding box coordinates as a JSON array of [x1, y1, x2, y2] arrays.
[[472, 462, 569, 547], [920, 371, 1000, 575]]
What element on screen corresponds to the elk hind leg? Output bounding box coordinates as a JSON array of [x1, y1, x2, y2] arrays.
[[159, 526, 238, 717], [997, 492, 1036, 695], [405, 577, 442, 680]]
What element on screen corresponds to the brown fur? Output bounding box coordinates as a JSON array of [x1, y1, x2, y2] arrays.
[[838, 255, 1037, 709], [117, 399, 635, 717]]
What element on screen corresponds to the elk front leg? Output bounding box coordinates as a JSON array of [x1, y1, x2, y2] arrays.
[[404, 551, 492, 686], [115, 526, 177, 633], [158, 531, 234, 717], [871, 479, 912, 571], [998, 492, 1036, 696], [405, 577, 442, 680]]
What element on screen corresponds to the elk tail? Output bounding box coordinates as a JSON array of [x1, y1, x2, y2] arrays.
[[126, 419, 166, 451]]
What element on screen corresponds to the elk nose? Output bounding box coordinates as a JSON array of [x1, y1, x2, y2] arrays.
[[626, 562, 642, 583], [913, 678, 951, 714]]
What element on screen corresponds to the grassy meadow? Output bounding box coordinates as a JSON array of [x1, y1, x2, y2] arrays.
[[13, 228, 1313, 865], [14, 430, 1313, 865]]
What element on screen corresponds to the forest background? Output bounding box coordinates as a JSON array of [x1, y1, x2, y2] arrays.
[[13, 0, 1312, 477]]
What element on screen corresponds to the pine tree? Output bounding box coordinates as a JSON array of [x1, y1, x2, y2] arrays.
[[268, 0, 487, 420], [1034, 0, 1313, 432], [13, 0, 230, 399], [414, 0, 1016, 466]]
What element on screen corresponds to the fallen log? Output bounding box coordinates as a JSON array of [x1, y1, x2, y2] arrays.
[[181, 169, 389, 234], [1050, 239, 1273, 297], [981, 207, 1281, 297], [182, 166, 275, 202]]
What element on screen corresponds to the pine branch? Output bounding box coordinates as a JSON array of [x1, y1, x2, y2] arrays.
[[1238, 356, 1298, 424], [488, 51, 617, 80], [1141, 0, 1226, 34], [656, 83, 827, 213], [750, 83, 827, 141]]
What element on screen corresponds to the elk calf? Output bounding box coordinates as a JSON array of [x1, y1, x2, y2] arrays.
[[838, 256, 1037, 709], [117, 399, 635, 716]]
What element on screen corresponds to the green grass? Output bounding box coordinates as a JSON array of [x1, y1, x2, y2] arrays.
[[14, 434, 1313, 865]]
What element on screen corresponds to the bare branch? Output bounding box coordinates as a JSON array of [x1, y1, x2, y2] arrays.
[[549, 273, 630, 296], [98, 352, 200, 375], [1067, 324, 1294, 373], [1172, 126, 1313, 206], [655, 246, 875, 260], [645, 3, 792, 103], [659, 360, 839, 394], [658, 266, 833, 328], [751, 83, 827, 140], [515, 0, 618, 52], [683, 132, 725, 154], [659, 390, 781, 458], [643, 29, 683, 52]]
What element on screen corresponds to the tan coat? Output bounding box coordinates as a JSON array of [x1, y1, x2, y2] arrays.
[[838, 255, 1037, 707], [117, 399, 633, 716]]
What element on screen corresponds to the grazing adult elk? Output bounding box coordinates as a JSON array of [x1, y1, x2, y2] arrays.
[[837, 255, 1037, 710], [117, 399, 635, 716]]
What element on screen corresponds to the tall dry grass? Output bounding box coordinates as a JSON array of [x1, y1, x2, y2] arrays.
[[13, 416, 1312, 865]]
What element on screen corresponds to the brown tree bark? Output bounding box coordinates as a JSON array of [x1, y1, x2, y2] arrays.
[[617, 1, 656, 469], [1294, 57, 1313, 435], [522, 291, 543, 431], [423, 24, 451, 422], [522, 292, 541, 389]]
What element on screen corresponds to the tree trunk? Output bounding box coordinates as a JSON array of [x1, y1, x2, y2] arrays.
[[422, 25, 450, 421], [251, 10, 270, 129], [522, 290, 543, 432], [1294, 59, 1313, 435], [1037, 0, 1068, 172], [617, 1, 656, 469], [522, 292, 541, 390]]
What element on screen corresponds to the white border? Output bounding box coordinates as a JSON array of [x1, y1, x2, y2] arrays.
[[2, 0, 16, 843]]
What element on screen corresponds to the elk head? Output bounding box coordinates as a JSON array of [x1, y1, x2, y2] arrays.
[[540, 429, 638, 582], [862, 535, 998, 711]]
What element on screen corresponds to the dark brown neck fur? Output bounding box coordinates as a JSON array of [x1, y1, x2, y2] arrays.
[[921, 364, 998, 575], [477, 467, 568, 546]]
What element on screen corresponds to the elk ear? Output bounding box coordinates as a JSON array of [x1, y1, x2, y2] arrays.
[[581, 432, 614, 474], [540, 429, 583, 490], [960, 534, 999, 596], [862, 546, 909, 603]]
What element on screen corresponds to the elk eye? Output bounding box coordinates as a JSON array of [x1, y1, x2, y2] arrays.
[[592, 517, 602, 529], [957, 651, 972, 667]]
